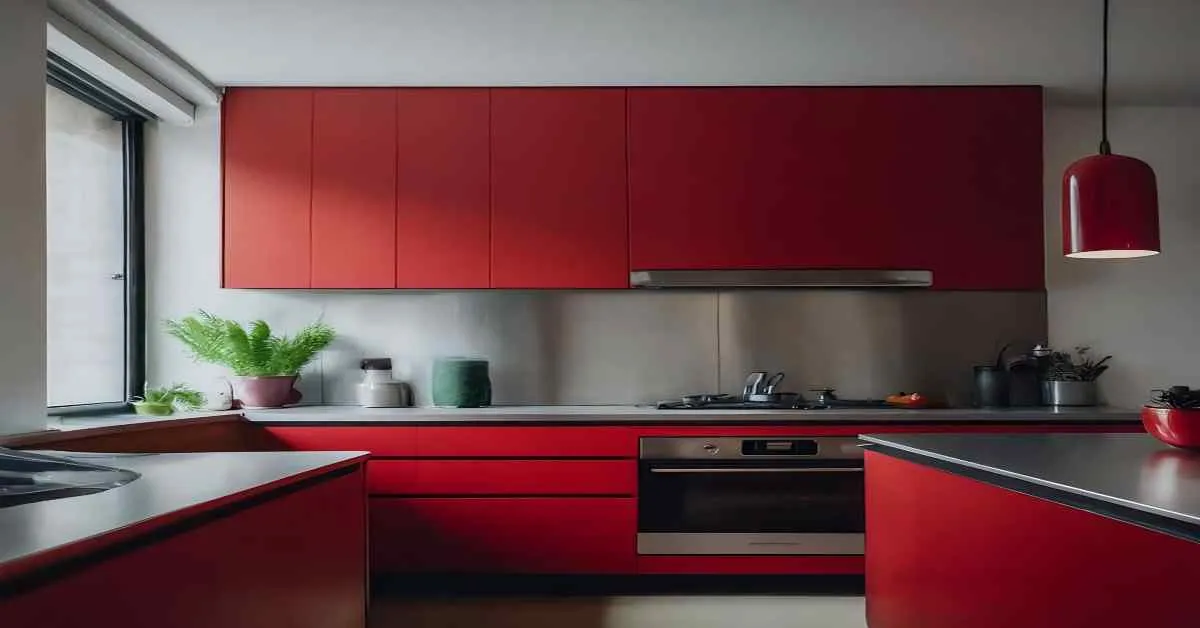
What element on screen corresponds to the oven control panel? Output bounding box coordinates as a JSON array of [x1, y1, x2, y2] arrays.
[[640, 437, 863, 460], [741, 439, 819, 456]]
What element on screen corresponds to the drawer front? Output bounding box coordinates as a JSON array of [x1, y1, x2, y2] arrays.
[[368, 459, 636, 495], [416, 426, 637, 458], [371, 497, 636, 574], [265, 427, 418, 456]]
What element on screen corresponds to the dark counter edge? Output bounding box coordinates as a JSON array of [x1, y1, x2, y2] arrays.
[[860, 440, 1200, 545], [251, 419, 1141, 427], [0, 457, 366, 598]]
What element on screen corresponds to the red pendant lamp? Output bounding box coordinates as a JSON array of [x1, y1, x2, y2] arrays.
[[1062, 0, 1160, 259]]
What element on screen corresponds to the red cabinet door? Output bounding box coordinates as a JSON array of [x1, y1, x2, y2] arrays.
[[311, 89, 397, 288], [904, 87, 1043, 290], [866, 451, 1199, 628], [5, 468, 367, 628], [628, 87, 1043, 290], [490, 88, 629, 288], [367, 459, 637, 495], [264, 426, 419, 456], [396, 89, 491, 288], [415, 426, 638, 458], [222, 88, 313, 288], [371, 497, 636, 574]]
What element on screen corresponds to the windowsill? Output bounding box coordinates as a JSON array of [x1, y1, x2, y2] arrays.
[[47, 409, 246, 432]]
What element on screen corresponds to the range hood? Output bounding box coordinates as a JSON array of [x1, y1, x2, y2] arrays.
[[629, 269, 933, 289]]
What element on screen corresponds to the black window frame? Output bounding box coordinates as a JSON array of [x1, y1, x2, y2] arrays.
[[46, 53, 148, 416]]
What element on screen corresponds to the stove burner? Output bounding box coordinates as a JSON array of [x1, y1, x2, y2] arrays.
[[657, 393, 892, 411]]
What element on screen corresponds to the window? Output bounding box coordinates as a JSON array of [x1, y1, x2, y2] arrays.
[[45, 55, 146, 413]]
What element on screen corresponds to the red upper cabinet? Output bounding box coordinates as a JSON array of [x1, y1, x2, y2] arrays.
[[223, 88, 313, 288], [490, 88, 629, 289], [904, 87, 1044, 290], [629, 87, 899, 272], [396, 89, 491, 288], [627, 87, 1044, 290], [311, 89, 397, 288]]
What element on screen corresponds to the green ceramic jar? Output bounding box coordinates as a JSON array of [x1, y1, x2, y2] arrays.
[[431, 358, 491, 408]]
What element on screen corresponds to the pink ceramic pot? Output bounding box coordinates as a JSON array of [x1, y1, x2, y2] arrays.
[[234, 375, 302, 408]]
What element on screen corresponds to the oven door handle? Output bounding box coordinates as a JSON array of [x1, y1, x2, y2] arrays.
[[647, 467, 864, 474]]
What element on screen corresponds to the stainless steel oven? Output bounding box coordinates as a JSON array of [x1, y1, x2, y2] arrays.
[[638, 436, 864, 556]]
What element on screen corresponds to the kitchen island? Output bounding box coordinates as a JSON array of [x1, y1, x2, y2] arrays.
[[0, 450, 369, 627], [860, 433, 1199, 628]]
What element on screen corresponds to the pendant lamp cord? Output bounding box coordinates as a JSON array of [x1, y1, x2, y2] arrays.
[[1100, 0, 1112, 155]]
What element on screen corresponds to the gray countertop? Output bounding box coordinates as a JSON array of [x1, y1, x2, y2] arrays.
[[0, 450, 366, 581], [861, 433, 1200, 533], [241, 404, 1141, 424]]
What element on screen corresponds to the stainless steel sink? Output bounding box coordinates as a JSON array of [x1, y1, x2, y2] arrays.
[[0, 447, 140, 508]]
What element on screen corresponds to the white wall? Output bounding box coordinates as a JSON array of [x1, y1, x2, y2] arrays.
[[1045, 106, 1200, 407], [106, 0, 1200, 105], [0, 0, 48, 435]]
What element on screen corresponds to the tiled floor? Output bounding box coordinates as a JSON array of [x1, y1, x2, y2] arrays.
[[371, 595, 867, 628]]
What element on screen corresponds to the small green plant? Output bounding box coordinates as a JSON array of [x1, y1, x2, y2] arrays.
[[1045, 346, 1112, 382], [134, 383, 206, 411], [1148, 386, 1200, 410], [164, 311, 335, 377]]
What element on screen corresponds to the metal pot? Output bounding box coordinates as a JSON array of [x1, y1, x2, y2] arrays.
[[1042, 380, 1098, 407]]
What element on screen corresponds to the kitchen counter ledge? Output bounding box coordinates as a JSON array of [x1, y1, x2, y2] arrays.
[[242, 404, 1141, 425], [861, 433, 1200, 542]]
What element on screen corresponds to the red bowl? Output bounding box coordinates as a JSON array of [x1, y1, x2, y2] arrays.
[[1141, 407, 1200, 449]]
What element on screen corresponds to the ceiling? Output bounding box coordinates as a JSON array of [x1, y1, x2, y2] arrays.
[[101, 0, 1200, 104]]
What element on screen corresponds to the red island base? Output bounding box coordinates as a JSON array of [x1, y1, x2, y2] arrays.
[[865, 451, 1200, 628]]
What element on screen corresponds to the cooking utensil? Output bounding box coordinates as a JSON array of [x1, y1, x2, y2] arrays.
[[973, 365, 1009, 408], [810, 388, 838, 406], [742, 371, 768, 399], [681, 393, 735, 406], [358, 358, 407, 408], [764, 372, 786, 394], [744, 392, 802, 407]]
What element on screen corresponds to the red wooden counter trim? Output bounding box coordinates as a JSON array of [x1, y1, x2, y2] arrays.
[[865, 450, 1200, 628]]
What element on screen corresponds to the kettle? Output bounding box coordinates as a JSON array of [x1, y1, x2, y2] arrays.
[[357, 358, 408, 408]]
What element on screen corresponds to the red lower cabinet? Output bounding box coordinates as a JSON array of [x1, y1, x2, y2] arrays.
[[265, 426, 418, 456], [368, 459, 637, 495], [866, 452, 1200, 628], [371, 497, 637, 574], [4, 468, 367, 628]]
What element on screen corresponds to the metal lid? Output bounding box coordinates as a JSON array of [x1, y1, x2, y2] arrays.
[[360, 358, 392, 371]]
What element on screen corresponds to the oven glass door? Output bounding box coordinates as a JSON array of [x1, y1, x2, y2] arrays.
[[639, 459, 865, 535]]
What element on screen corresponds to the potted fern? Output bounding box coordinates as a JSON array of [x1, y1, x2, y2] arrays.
[[132, 384, 206, 416], [165, 311, 335, 408]]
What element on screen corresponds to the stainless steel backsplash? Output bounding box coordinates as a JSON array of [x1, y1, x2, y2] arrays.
[[306, 290, 1045, 406]]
